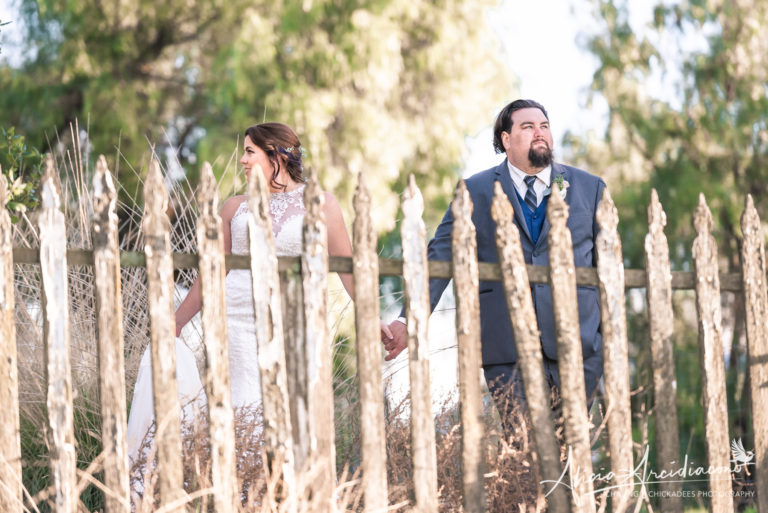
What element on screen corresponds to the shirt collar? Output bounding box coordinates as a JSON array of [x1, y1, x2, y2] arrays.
[[507, 160, 552, 187]]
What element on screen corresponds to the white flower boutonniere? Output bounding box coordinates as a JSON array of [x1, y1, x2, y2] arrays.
[[553, 174, 570, 200]]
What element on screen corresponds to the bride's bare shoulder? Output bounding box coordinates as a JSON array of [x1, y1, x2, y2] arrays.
[[221, 195, 248, 221]]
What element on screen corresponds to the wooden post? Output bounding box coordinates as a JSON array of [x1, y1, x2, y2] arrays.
[[546, 184, 596, 513], [352, 173, 388, 512], [491, 182, 569, 513], [92, 156, 130, 513], [691, 194, 733, 513], [450, 180, 485, 513], [39, 155, 77, 513], [247, 164, 295, 507], [301, 168, 335, 511], [281, 267, 308, 485], [197, 163, 238, 511], [740, 195, 768, 512], [644, 190, 682, 513], [595, 189, 633, 512], [0, 172, 23, 513], [142, 158, 185, 511], [401, 175, 438, 513]]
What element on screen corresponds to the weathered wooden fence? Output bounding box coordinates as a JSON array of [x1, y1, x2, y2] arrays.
[[1, 154, 767, 513]]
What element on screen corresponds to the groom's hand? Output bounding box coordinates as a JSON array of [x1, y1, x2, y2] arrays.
[[383, 320, 407, 361]]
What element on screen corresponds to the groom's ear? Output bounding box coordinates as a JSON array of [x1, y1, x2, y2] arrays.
[[501, 130, 510, 151]]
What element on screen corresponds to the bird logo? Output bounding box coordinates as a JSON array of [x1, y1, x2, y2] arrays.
[[731, 438, 754, 476]]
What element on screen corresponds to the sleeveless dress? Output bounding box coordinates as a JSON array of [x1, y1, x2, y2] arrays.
[[126, 185, 306, 461]]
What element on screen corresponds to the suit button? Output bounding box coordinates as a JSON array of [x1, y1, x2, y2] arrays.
[[532, 251, 539, 257]]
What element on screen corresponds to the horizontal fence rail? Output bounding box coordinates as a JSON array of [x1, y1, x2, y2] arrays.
[[9, 247, 754, 291]]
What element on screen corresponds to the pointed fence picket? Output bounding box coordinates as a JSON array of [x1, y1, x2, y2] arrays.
[[740, 195, 768, 513], [595, 190, 633, 513], [352, 174, 388, 512], [401, 174, 439, 513], [300, 169, 336, 512], [0, 172, 22, 513], [451, 180, 485, 513], [4, 154, 768, 513], [247, 164, 296, 508], [645, 189, 683, 513], [142, 158, 186, 512], [692, 195, 734, 513], [92, 156, 131, 513], [547, 185, 596, 513], [39, 156, 77, 513], [196, 163, 239, 511]]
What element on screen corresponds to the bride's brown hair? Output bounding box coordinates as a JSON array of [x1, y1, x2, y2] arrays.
[[244, 122, 306, 191]]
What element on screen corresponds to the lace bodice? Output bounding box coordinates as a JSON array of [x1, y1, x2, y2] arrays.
[[229, 185, 305, 257]]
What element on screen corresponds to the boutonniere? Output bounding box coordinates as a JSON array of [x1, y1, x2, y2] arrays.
[[553, 174, 569, 200], [544, 174, 570, 200]]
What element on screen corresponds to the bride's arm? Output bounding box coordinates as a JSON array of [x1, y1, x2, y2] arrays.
[[324, 191, 393, 340], [323, 191, 355, 299], [174, 195, 242, 336]]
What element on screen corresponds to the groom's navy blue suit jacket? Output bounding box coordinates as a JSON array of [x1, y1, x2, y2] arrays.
[[425, 159, 606, 391]]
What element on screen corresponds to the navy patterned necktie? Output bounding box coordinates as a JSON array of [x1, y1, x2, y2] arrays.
[[523, 175, 538, 211]]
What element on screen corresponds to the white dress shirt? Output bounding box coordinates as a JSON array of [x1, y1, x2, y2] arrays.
[[507, 161, 552, 207]]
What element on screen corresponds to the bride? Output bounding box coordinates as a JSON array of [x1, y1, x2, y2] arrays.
[[126, 122, 392, 461]]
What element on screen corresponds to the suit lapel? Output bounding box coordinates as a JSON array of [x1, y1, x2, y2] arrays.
[[494, 160, 533, 244], [535, 163, 570, 249]]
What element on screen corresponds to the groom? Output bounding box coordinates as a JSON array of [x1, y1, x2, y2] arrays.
[[383, 99, 605, 417]]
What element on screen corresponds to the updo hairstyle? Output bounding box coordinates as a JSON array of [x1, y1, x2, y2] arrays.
[[244, 122, 306, 191]]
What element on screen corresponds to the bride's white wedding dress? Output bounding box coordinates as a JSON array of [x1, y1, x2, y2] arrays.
[[126, 185, 306, 461]]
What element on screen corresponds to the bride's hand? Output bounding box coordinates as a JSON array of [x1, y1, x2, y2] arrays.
[[380, 320, 393, 341]]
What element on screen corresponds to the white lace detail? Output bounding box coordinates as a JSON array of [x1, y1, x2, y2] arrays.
[[270, 185, 306, 224], [229, 185, 305, 257]]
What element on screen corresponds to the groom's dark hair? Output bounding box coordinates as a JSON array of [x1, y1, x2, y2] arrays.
[[493, 99, 549, 154]]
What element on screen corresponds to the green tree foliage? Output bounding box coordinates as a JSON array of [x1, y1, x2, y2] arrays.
[[1, 0, 511, 230], [1, 0, 249, 185], [0, 126, 43, 222], [568, 0, 768, 269], [570, 3, 766, 506]]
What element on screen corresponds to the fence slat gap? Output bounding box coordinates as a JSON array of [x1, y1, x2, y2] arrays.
[[401, 174, 439, 513], [247, 164, 296, 508], [197, 162, 238, 510], [490, 182, 569, 512], [644, 189, 683, 513], [595, 189, 633, 513], [739, 194, 768, 512], [92, 155, 131, 512], [301, 168, 335, 511], [451, 180, 485, 513], [0, 172, 23, 513], [546, 183, 596, 513], [142, 157, 186, 511], [39, 155, 78, 513], [351, 173, 388, 512], [692, 194, 734, 513]]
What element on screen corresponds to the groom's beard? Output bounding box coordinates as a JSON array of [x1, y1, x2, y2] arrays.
[[528, 142, 553, 168]]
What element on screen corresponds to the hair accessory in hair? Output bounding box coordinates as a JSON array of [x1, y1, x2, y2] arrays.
[[278, 146, 307, 159]]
